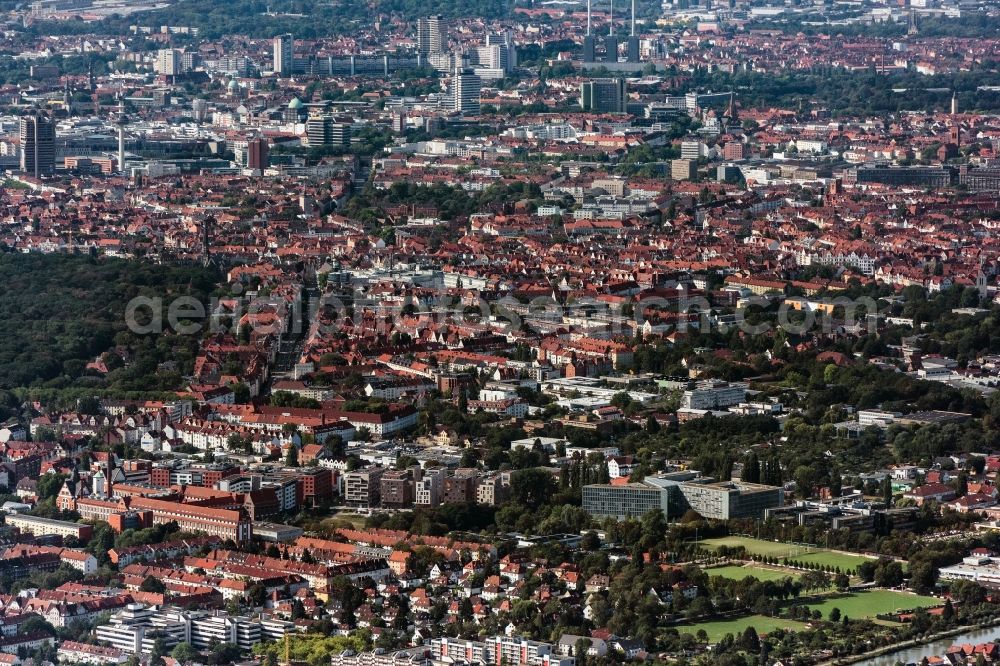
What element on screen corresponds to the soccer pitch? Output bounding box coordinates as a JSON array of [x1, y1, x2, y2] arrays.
[[699, 536, 875, 573], [680, 615, 810, 642], [705, 564, 801, 582], [798, 590, 940, 619]]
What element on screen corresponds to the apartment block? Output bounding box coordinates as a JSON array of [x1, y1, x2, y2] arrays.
[[344, 467, 384, 508], [380, 469, 415, 509]]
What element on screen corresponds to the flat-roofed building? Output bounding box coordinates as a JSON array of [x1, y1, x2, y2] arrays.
[[5, 514, 92, 541], [344, 467, 384, 508]]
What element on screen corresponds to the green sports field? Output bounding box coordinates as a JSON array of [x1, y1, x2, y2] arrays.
[[705, 564, 800, 582], [796, 590, 940, 619], [699, 536, 875, 573], [680, 615, 810, 642], [786, 550, 874, 573], [679, 590, 939, 643], [701, 536, 824, 558]]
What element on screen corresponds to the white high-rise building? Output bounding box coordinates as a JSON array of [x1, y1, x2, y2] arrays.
[[417, 15, 444, 55], [155, 48, 181, 76], [273, 34, 293, 75], [452, 66, 481, 115], [192, 98, 208, 123], [486, 31, 517, 72]]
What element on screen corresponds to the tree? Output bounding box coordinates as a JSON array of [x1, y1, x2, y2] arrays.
[[908, 560, 939, 595], [739, 626, 760, 652], [509, 468, 555, 510], [19, 616, 55, 637], [882, 476, 893, 506], [227, 433, 251, 452], [86, 522, 116, 566], [140, 575, 166, 594], [285, 444, 300, 467], [574, 638, 591, 666], [645, 415, 660, 433], [829, 607, 841, 622], [742, 452, 761, 484], [232, 383, 251, 404], [875, 560, 904, 588], [36, 473, 66, 501], [794, 465, 817, 498], [209, 643, 240, 665], [829, 467, 842, 498], [942, 599, 955, 622], [857, 560, 877, 583]]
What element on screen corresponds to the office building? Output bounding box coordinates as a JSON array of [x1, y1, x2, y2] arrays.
[[680, 139, 703, 159], [579, 78, 626, 113], [671, 158, 697, 181], [849, 166, 954, 188], [582, 482, 671, 520], [485, 32, 517, 72], [192, 98, 208, 123], [5, 514, 92, 541], [189, 613, 261, 652], [679, 480, 785, 520], [344, 467, 383, 508], [19, 114, 55, 177], [583, 474, 783, 521], [380, 470, 414, 509], [96, 606, 292, 656], [583, 35, 596, 63], [66, 495, 252, 542], [247, 138, 269, 172], [273, 34, 293, 76], [452, 68, 481, 115], [443, 469, 479, 503], [155, 49, 181, 76], [305, 115, 351, 146], [723, 141, 745, 161], [95, 605, 187, 655], [414, 467, 444, 506], [680, 379, 746, 409], [417, 16, 444, 55]]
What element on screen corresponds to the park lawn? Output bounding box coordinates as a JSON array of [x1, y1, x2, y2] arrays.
[[783, 550, 874, 574], [705, 565, 800, 582], [680, 615, 811, 642], [795, 590, 940, 620]]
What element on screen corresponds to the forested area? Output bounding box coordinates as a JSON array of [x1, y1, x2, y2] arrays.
[[0, 252, 218, 399], [687, 69, 1000, 116], [759, 14, 1000, 39], [28, 0, 514, 40]]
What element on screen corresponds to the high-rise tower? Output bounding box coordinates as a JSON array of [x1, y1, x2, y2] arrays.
[[273, 34, 293, 76], [116, 95, 126, 174], [626, 0, 640, 63], [452, 64, 481, 116], [605, 0, 618, 62], [417, 16, 444, 55], [583, 0, 596, 62], [19, 113, 55, 178]]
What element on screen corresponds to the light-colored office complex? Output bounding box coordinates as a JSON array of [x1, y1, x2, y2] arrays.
[[680, 380, 747, 410], [583, 474, 783, 521]]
